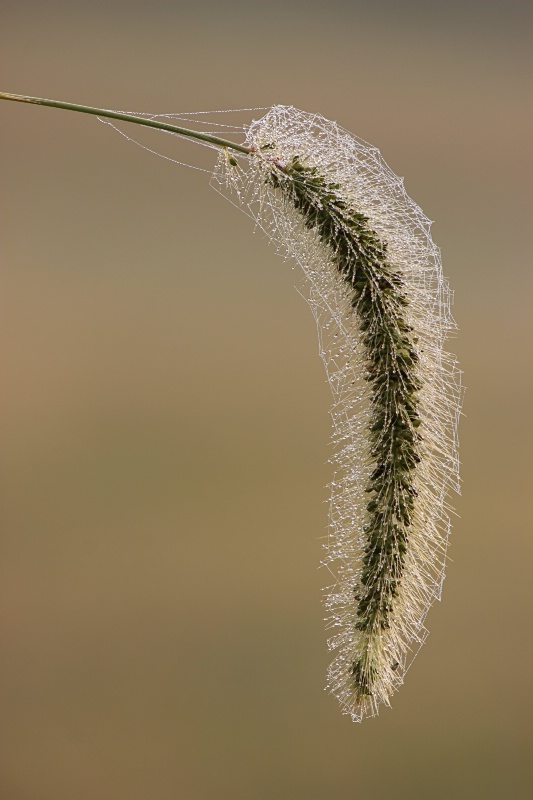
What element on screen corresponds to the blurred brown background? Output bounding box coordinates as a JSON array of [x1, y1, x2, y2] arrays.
[[1, 2, 532, 798]]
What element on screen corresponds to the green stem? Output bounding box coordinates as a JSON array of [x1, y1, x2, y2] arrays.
[[0, 91, 252, 155]]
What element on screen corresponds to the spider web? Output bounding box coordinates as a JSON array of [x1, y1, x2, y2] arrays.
[[102, 103, 462, 721]]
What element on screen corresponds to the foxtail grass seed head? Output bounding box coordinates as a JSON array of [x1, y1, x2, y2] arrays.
[[215, 106, 462, 721], [0, 93, 462, 722]]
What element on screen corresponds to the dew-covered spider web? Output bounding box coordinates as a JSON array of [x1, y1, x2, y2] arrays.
[[105, 104, 463, 721]]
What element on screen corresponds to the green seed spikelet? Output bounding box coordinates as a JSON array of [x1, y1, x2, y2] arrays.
[[268, 157, 422, 657], [215, 106, 461, 720]]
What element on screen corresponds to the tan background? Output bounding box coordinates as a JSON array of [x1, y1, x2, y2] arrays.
[[1, 2, 532, 798]]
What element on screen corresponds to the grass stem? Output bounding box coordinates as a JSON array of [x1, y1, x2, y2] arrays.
[[0, 91, 251, 155]]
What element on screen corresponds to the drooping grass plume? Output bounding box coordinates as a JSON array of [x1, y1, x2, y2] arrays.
[[0, 93, 462, 721], [216, 107, 462, 720]]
